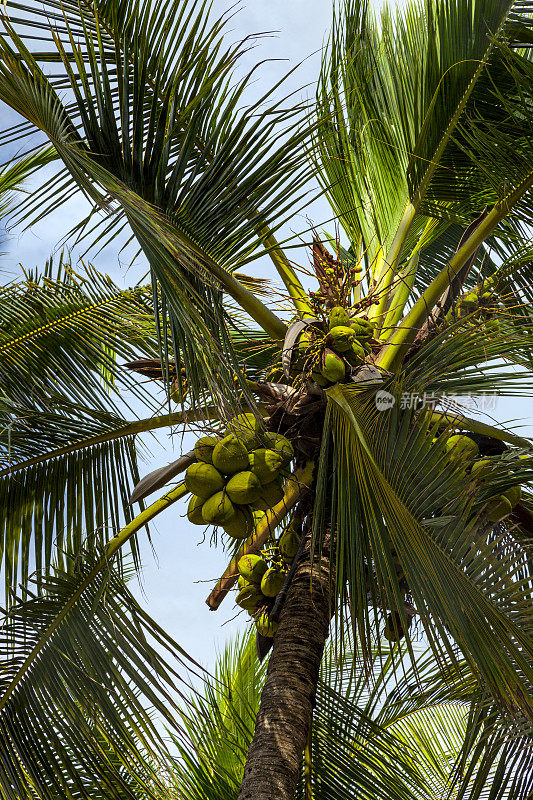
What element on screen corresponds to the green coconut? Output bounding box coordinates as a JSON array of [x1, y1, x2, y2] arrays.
[[226, 471, 263, 504], [256, 612, 278, 638], [263, 432, 294, 464], [201, 491, 236, 526], [350, 317, 374, 337], [311, 369, 329, 386], [486, 495, 512, 522], [236, 585, 264, 612], [503, 484, 521, 509], [212, 434, 250, 474], [461, 291, 479, 308], [184, 462, 225, 499], [279, 528, 300, 560], [225, 413, 263, 449], [237, 574, 251, 589], [238, 554, 268, 584], [252, 479, 285, 511], [444, 434, 479, 462], [194, 435, 220, 464], [261, 567, 285, 598], [383, 612, 405, 642], [485, 319, 501, 332], [322, 350, 346, 383], [470, 458, 493, 480], [249, 448, 284, 485], [345, 339, 366, 365], [326, 325, 356, 353], [223, 508, 254, 539], [187, 494, 206, 526], [329, 306, 350, 329]]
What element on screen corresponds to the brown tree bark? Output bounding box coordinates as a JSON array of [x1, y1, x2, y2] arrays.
[[237, 533, 334, 800]]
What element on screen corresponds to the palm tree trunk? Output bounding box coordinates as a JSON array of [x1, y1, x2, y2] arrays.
[[237, 529, 333, 800]]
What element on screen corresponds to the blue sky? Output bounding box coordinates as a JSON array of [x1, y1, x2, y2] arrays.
[[2, 0, 532, 677]]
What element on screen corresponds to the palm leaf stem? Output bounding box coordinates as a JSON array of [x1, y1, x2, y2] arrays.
[[257, 227, 314, 319], [202, 250, 288, 340], [0, 480, 188, 714], [0, 409, 218, 478], [370, 203, 416, 326], [381, 252, 420, 338], [378, 171, 533, 369], [430, 412, 531, 449], [206, 460, 315, 610], [69, 149, 289, 342]]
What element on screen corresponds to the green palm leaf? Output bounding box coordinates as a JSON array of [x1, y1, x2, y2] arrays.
[[169, 630, 531, 800], [316, 0, 533, 254], [0, 257, 159, 412], [0, 0, 315, 408], [0, 259, 166, 602], [321, 383, 533, 719], [0, 548, 198, 800], [0, 146, 56, 220]]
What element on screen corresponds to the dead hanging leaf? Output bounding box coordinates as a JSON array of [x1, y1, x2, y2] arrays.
[[256, 632, 274, 662], [129, 451, 195, 504], [124, 358, 177, 380], [282, 318, 319, 378]]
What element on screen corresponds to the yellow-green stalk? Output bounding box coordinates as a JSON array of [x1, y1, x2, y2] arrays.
[[377, 173, 533, 371]]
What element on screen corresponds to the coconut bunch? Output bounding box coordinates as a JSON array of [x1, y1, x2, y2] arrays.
[[382, 431, 525, 644], [235, 521, 301, 637], [184, 413, 294, 540], [296, 305, 378, 388], [317, 305, 377, 386], [452, 285, 503, 334], [442, 433, 522, 521]]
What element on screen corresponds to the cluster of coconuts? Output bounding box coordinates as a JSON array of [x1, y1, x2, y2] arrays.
[[443, 433, 521, 520], [184, 413, 294, 540], [382, 432, 523, 643], [305, 305, 377, 387], [454, 287, 501, 332], [235, 521, 301, 637]]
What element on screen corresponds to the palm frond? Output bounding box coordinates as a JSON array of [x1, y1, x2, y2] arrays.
[[384, 649, 533, 800], [0, 259, 168, 602], [170, 629, 533, 800], [0, 549, 198, 800], [316, 0, 533, 255], [0, 406, 142, 604], [0, 146, 56, 219], [169, 633, 265, 799], [0, 0, 315, 410], [319, 383, 533, 721], [0, 256, 159, 412]]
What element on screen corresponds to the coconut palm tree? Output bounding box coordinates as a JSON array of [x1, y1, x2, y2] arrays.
[[0, 0, 533, 798]]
